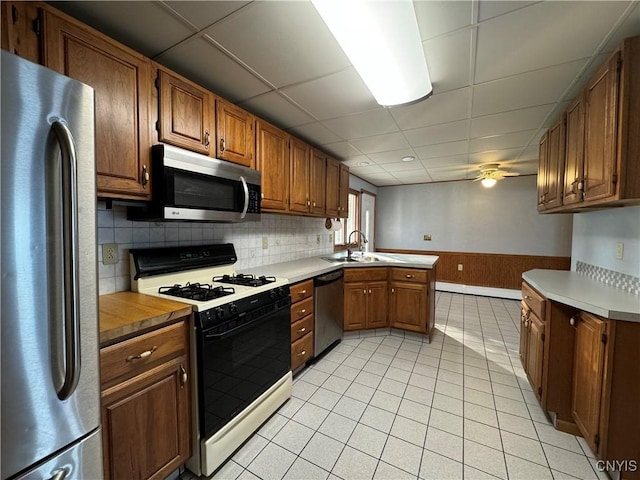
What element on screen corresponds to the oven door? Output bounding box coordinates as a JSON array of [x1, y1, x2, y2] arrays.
[[196, 300, 291, 439]]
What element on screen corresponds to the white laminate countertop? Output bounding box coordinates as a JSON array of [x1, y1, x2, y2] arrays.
[[523, 269, 640, 323], [246, 252, 439, 284]]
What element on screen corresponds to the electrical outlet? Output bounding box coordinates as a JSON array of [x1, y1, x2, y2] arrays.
[[329, 233, 333, 243], [616, 242, 624, 260], [102, 243, 118, 265], [423, 234, 432, 241], [457, 264, 463, 271], [262, 237, 268, 249]]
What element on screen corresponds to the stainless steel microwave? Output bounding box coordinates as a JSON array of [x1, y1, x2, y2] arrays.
[[128, 144, 261, 223]]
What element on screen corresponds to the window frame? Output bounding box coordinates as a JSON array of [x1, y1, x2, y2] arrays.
[[334, 189, 360, 249]]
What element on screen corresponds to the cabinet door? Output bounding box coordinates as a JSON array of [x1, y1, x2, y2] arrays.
[[583, 52, 620, 202], [367, 282, 389, 329], [157, 69, 213, 155], [572, 312, 606, 454], [325, 157, 340, 218], [45, 13, 152, 200], [526, 312, 545, 402], [544, 115, 565, 209], [1, 2, 42, 64], [389, 282, 427, 333], [310, 150, 326, 215], [537, 132, 549, 211], [256, 120, 289, 211], [344, 283, 367, 331], [101, 357, 190, 480], [289, 137, 311, 214], [519, 303, 530, 368], [216, 98, 255, 168], [338, 163, 350, 218], [563, 94, 585, 206]]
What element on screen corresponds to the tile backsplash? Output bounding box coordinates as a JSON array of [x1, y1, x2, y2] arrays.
[[97, 202, 335, 295], [576, 261, 640, 295]]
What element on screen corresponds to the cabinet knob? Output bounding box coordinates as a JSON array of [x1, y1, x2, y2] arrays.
[[369, 289, 372, 294], [298, 290, 307, 296], [570, 316, 577, 327], [141, 165, 149, 187], [391, 288, 395, 294], [307, 199, 311, 207], [298, 309, 306, 316], [524, 295, 531, 300], [363, 289, 367, 295], [204, 130, 210, 149], [313, 201, 317, 207], [297, 350, 306, 357], [297, 327, 306, 333], [405, 274, 414, 279], [220, 137, 225, 152]]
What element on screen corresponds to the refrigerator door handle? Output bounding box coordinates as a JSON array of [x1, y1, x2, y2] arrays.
[[51, 121, 81, 401]]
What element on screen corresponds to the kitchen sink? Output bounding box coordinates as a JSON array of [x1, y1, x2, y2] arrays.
[[322, 255, 381, 263]]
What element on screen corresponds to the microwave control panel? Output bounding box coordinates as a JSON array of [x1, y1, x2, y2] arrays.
[[247, 186, 261, 213]]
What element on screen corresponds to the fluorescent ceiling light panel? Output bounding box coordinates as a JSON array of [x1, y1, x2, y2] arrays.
[[312, 0, 432, 106]]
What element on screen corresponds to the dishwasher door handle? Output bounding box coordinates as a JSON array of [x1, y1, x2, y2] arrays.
[[314, 269, 344, 286]]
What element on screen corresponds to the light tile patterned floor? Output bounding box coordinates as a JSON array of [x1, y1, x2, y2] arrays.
[[183, 292, 606, 480]]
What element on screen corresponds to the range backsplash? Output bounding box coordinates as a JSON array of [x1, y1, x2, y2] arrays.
[[97, 202, 335, 295]]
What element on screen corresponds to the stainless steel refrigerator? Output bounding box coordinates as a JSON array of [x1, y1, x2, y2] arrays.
[[1, 51, 103, 479]]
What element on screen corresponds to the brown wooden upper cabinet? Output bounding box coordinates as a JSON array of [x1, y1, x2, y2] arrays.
[[289, 137, 311, 214], [216, 98, 255, 168], [537, 114, 565, 211], [256, 119, 289, 212], [538, 35, 640, 213], [325, 157, 340, 218], [310, 149, 327, 216], [157, 68, 213, 156], [44, 9, 152, 200], [1, 2, 42, 64], [338, 163, 350, 218]]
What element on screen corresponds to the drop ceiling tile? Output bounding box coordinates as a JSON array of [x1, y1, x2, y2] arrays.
[[288, 122, 342, 146], [424, 30, 473, 93], [468, 148, 529, 165], [472, 60, 587, 117], [156, 36, 270, 102], [602, 3, 640, 53], [204, 1, 349, 88], [420, 154, 470, 169], [477, 1, 538, 22], [366, 148, 418, 165], [360, 173, 401, 186], [404, 120, 470, 148], [475, 1, 632, 83], [162, 1, 250, 31], [390, 88, 471, 130], [381, 162, 426, 173], [239, 92, 314, 129], [49, 1, 195, 57], [414, 1, 473, 41], [414, 141, 469, 160], [518, 145, 540, 161], [319, 142, 362, 159], [562, 54, 610, 101], [427, 170, 470, 181], [470, 104, 555, 139], [322, 110, 399, 140], [281, 68, 377, 120], [350, 165, 387, 175], [350, 133, 411, 155], [470, 130, 537, 154]]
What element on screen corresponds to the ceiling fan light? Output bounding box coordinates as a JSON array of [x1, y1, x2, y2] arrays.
[[481, 178, 497, 188], [312, 0, 432, 107]]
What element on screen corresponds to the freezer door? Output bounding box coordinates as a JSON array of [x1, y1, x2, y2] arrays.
[[1, 52, 102, 478], [15, 429, 103, 480]]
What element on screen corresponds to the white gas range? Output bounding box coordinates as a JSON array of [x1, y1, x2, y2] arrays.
[[130, 243, 293, 477]]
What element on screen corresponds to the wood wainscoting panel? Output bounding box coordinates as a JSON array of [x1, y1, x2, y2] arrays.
[[376, 249, 570, 291]]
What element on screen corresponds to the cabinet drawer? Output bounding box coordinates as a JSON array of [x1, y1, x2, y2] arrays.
[[291, 332, 314, 371], [290, 279, 313, 302], [100, 321, 186, 387], [291, 315, 313, 343], [391, 268, 428, 283], [522, 282, 546, 320], [344, 267, 388, 282], [291, 296, 313, 322]]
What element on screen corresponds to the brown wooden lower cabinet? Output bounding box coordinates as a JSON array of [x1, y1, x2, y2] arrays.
[[290, 279, 314, 371], [389, 282, 427, 333], [99, 320, 191, 480], [343, 267, 389, 331]]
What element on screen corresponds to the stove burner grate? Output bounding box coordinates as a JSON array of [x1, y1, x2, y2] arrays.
[[158, 282, 235, 301], [213, 273, 277, 287]]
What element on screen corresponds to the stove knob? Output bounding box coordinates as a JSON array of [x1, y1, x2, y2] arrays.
[[229, 303, 238, 315], [214, 307, 225, 320], [277, 287, 287, 298], [269, 290, 278, 300]]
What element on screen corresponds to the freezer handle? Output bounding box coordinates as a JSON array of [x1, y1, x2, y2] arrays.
[[52, 121, 81, 401]]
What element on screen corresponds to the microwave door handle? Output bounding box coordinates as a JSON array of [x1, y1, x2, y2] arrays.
[[51, 121, 81, 401], [240, 175, 249, 219]]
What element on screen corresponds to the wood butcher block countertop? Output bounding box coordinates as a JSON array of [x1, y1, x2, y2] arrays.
[[99, 292, 192, 346]]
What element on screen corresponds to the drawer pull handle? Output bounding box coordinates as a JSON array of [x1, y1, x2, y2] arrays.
[[298, 309, 306, 316], [180, 365, 188, 387], [405, 274, 414, 279], [126, 345, 157, 362], [298, 290, 307, 296], [297, 350, 306, 357], [297, 327, 306, 333], [524, 295, 531, 300]]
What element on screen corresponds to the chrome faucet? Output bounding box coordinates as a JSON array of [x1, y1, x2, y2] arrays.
[[347, 230, 368, 260]]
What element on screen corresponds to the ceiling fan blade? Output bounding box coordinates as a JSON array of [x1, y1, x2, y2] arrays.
[[502, 172, 520, 177]]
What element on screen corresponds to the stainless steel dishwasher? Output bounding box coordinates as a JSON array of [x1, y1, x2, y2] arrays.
[[314, 269, 344, 357]]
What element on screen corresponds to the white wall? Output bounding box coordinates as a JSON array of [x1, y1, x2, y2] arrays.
[[349, 174, 378, 194], [571, 206, 640, 277], [376, 176, 573, 256]]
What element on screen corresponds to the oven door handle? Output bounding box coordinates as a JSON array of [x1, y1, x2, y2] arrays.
[[203, 304, 290, 341], [240, 175, 249, 219]]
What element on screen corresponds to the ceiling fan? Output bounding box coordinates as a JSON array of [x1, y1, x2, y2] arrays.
[[473, 163, 520, 187]]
